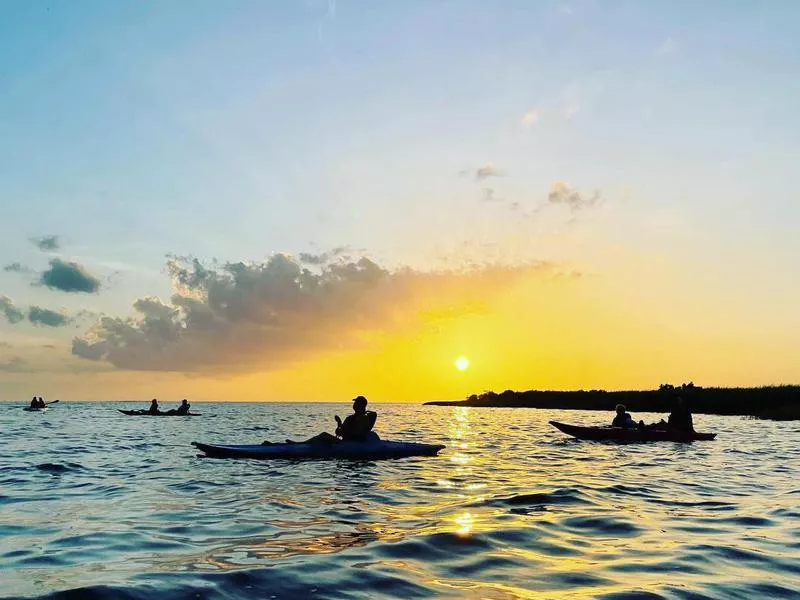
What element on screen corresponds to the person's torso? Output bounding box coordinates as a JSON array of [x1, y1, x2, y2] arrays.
[[341, 412, 375, 439]]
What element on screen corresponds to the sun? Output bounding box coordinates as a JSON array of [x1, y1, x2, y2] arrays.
[[455, 356, 470, 371]]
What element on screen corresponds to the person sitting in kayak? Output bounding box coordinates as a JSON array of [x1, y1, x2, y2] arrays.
[[30, 397, 39, 409], [667, 396, 693, 432], [147, 399, 160, 415], [272, 396, 377, 445], [175, 399, 191, 415], [611, 404, 637, 429]]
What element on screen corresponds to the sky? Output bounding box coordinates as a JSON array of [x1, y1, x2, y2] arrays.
[[1, 0, 799, 401]]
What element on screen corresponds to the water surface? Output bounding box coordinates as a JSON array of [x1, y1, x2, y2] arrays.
[[1, 402, 798, 599]]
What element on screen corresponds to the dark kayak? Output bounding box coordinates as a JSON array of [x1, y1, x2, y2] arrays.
[[118, 409, 201, 416], [23, 407, 48, 412], [192, 439, 446, 460], [550, 421, 716, 442]]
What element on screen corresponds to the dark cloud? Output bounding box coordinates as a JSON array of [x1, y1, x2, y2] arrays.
[[0, 295, 73, 327], [0, 295, 25, 324], [0, 356, 32, 373], [298, 246, 351, 265], [28, 306, 71, 327], [4, 262, 31, 273], [548, 181, 601, 210], [31, 235, 60, 251], [73, 252, 555, 372], [40, 259, 101, 293]]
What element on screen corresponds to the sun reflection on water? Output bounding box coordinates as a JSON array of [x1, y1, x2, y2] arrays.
[[454, 511, 474, 536]]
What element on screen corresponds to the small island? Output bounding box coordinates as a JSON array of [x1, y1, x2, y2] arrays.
[[424, 383, 800, 420]]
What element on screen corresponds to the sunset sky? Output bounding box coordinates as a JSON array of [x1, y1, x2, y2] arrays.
[[1, 1, 798, 401]]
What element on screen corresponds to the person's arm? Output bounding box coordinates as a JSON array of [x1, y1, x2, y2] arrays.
[[364, 411, 377, 432]]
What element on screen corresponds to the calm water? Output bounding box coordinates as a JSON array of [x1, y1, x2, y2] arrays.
[[1, 402, 798, 600]]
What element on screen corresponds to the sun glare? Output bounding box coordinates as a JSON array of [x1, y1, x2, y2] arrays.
[[455, 356, 470, 371]]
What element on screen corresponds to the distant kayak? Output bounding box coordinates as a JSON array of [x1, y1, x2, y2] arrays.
[[192, 439, 446, 460], [23, 407, 48, 412], [118, 409, 202, 416], [550, 421, 716, 442]]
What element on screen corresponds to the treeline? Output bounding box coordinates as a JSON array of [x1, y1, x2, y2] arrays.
[[424, 383, 800, 420]]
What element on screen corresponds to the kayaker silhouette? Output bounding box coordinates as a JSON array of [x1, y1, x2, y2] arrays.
[[148, 399, 160, 415], [667, 396, 694, 432], [264, 396, 378, 446], [611, 404, 636, 429], [175, 399, 191, 415]]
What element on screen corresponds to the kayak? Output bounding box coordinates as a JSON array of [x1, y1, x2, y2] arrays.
[[118, 409, 202, 416], [192, 439, 446, 460], [23, 407, 48, 412], [550, 421, 716, 442]]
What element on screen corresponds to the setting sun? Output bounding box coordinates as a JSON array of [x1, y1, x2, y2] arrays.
[[455, 356, 470, 371]]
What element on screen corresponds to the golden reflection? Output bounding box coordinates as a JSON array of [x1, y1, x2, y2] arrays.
[[454, 511, 474, 536], [447, 406, 473, 468], [448, 406, 471, 439], [449, 453, 472, 466]]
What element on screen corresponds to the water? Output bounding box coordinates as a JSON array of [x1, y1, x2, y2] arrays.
[[1, 402, 798, 600]]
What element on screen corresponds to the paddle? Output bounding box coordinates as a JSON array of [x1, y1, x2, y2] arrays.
[[45, 400, 59, 405]]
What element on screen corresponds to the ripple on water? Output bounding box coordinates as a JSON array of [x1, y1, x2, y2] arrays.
[[33, 462, 87, 473], [0, 403, 798, 600]]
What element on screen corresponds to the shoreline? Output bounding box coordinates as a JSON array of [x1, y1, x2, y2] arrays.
[[424, 385, 800, 420]]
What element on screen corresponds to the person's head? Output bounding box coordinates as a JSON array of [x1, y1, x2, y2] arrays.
[[151, 398, 158, 404], [181, 399, 188, 404], [674, 396, 685, 409], [352, 395, 368, 414], [615, 404, 626, 415]]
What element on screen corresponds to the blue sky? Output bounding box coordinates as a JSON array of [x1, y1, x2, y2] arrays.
[[1, 1, 799, 398]]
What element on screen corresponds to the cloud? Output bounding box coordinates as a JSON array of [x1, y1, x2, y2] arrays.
[[474, 162, 502, 181], [298, 246, 350, 265], [0, 295, 25, 324], [73, 252, 556, 372], [40, 259, 101, 293], [521, 110, 540, 127], [4, 262, 31, 274], [0, 356, 32, 373], [28, 306, 71, 327], [31, 235, 61, 251], [1, 295, 73, 327], [548, 181, 601, 210]]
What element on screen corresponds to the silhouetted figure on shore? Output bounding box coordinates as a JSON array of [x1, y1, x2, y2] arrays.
[[148, 399, 160, 415], [266, 396, 377, 445], [611, 404, 636, 429]]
